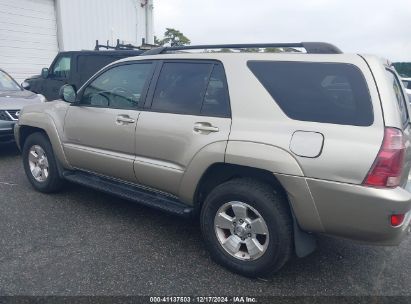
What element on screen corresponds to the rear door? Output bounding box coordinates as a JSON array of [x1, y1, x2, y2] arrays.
[[133, 60, 232, 195]]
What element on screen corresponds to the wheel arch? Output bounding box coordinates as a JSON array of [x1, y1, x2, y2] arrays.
[[196, 163, 317, 258], [18, 125, 48, 148], [16, 112, 72, 170], [194, 163, 287, 209], [193, 162, 319, 258]]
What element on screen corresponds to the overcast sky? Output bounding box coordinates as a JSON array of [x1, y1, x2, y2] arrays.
[[154, 0, 411, 62]]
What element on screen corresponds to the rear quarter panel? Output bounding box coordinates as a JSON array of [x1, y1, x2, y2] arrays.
[[222, 53, 385, 184]]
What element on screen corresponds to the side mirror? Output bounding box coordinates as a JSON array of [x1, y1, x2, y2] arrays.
[[41, 68, 49, 79], [59, 84, 77, 103], [21, 81, 30, 90]]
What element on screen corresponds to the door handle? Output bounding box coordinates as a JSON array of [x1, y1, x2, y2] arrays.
[[116, 115, 136, 124], [193, 122, 219, 133]]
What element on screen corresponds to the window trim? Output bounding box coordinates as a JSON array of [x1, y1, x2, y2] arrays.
[[143, 59, 232, 118], [74, 60, 156, 110]]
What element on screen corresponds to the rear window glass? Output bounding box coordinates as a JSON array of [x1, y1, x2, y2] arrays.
[[247, 61, 373, 126], [386, 70, 409, 126]]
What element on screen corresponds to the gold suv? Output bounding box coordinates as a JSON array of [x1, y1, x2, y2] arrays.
[[14, 43, 411, 277]]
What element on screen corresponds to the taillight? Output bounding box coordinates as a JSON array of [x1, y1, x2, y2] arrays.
[[363, 127, 405, 188], [391, 214, 405, 227]]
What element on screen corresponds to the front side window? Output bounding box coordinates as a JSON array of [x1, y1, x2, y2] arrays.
[[52, 55, 71, 78], [248, 61, 374, 126], [387, 70, 409, 126], [80, 63, 153, 109], [0, 70, 20, 91]]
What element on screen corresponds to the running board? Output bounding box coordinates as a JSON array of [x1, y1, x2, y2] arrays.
[[62, 171, 194, 218]]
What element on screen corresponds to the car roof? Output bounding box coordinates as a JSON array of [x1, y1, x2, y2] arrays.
[[112, 51, 366, 65]]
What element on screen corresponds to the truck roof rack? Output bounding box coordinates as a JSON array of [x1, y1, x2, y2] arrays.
[[142, 42, 342, 55], [94, 39, 150, 51]]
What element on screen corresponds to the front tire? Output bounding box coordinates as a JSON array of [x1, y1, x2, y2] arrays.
[[22, 132, 64, 193], [200, 178, 293, 277]]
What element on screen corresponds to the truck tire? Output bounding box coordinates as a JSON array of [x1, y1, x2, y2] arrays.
[[22, 132, 64, 193], [200, 178, 293, 277]]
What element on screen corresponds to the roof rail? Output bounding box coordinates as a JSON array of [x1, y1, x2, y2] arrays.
[[142, 42, 342, 55]]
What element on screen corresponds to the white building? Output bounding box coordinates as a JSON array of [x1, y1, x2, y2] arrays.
[[0, 0, 154, 82]]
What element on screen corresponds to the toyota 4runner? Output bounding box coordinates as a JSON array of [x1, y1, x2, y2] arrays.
[[14, 42, 411, 277]]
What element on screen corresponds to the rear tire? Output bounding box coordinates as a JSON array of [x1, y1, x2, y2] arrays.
[[22, 132, 64, 193], [200, 178, 292, 277]]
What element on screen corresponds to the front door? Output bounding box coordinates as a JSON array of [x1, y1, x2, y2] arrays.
[[63, 62, 154, 183], [44, 54, 72, 100], [134, 61, 232, 195]]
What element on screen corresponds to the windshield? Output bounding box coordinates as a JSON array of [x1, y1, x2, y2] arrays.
[[0, 71, 21, 91]]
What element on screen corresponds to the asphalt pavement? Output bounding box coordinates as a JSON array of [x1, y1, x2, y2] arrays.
[[0, 143, 410, 296]]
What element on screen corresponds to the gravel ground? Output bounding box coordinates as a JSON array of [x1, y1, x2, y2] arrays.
[[0, 143, 410, 296]]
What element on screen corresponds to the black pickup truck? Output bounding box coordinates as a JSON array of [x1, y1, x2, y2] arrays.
[[23, 48, 144, 101]]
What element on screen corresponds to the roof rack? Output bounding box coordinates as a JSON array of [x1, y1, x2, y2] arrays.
[[94, 39, 148, 51], [142, 42, 342, 55]]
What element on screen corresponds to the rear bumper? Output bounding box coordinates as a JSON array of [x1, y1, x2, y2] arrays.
[[0, 121, 15, 143], [307, 178, 411, 245]]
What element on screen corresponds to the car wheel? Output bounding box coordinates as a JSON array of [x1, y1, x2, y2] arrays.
[[22, 132, 64, 193], [200, 178, 293, 277]]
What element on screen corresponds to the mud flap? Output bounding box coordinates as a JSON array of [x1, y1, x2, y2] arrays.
[[293, 214, 317, 257]]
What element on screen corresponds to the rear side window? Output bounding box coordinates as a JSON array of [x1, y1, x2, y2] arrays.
[[386, 70, 409, 126], [248, 61, 373, 126], [201, 64, 231, 117], [150, 62, 230, 117]]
